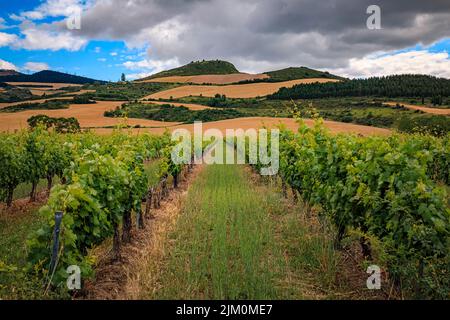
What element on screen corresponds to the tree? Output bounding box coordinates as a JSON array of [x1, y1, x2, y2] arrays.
[[121, 73, 126, 82]]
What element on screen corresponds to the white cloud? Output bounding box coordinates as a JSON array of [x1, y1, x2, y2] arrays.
[[16, 25, 87, 51], [110, 52, 118, 56], [330, 50, 450, 78], [123, 57, 180, 78], [97, 58, 106, 62], [0, 59, 18, 70], [19, 0, 84, 20], [94, 46, 101, 53], [24, 62, 50, 72], [0, 32, 18, 47], [126, 72, 154, 80]]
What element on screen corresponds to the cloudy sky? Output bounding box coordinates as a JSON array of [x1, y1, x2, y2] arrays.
[[1, 0, 449, 81]]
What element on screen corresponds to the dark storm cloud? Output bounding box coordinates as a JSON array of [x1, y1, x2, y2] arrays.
[[60, 0, 450, 72]]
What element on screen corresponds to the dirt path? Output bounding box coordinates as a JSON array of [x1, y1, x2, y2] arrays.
[[385, 102, 450, 115]]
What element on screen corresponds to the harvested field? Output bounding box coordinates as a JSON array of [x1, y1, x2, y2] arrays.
[[0, 100, 180, 132], [385, 102, 450, 115], [146, 78, 340, 99], [140, 73, 269, 84], [94, 117, 391, 136], [139, 100, 212, 110]]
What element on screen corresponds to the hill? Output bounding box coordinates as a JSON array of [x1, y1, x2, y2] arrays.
[[0, 69, 23, 77], [141, 60, 239, 80], [269, 74, 450, 101], [265, 66, 344, 81], [0, 70, 105, 84]]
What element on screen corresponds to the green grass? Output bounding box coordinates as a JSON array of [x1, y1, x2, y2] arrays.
[[105, 103, 247, 123], [153, 163, 283, 299], [82, 82, 178, 101], [0, 207, 49, 299], [141, 60, 239, 80], [150, 158, 342, 299]]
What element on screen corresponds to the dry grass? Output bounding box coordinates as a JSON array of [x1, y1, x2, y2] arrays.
[[385, 101, 450, 115], [94, 117, 391, 136], [0, 100, 180, 131], [83, 164, 203, 299], [145, 78, 340, 99], [139, 73, 269, 84]]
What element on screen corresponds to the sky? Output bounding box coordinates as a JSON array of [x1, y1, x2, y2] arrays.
[[0, 0, 449, 81]]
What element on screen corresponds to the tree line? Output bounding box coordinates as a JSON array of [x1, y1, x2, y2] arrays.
[[268, 75, 450, 102]]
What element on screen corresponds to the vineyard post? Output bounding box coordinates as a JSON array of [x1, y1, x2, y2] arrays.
[[49, 211, 63, 275], [137, 208, 144, 229], [145, 188, 153, 218], [281, 179, 288, 198]]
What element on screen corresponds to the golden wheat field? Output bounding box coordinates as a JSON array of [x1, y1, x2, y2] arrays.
[[0, 100, 180, 131], [145, 78, 340, 99], [140, 73, 269, 84]]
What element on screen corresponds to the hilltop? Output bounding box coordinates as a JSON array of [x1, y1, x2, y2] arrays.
[[142, 60, 239, 80], [0, 70, 105, 84], [0, 69, 23, 77], [264, 66, 345, 81], [139, 60, 343, 83]]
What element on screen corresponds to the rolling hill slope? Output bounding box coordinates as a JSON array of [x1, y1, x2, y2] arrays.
[[0, 70, 105, 84], [141, 60, 239, 80]]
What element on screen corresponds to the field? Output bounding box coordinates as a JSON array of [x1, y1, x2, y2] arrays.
[[146, 78, 340, 99], [385, 102, 450, 115], [93, 117, 391, 136], [140, 73, 269, 84], [0, 100, 179, 131], [5, 82, 83, 89], [0, 68, 448, 301]]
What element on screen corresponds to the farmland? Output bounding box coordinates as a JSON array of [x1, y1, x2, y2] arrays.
[[0, 61, 449, 301], [140, 73, 269, 84], [146, 78, 340, 99]]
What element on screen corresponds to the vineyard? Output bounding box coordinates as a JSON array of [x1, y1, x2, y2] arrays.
[[245, 119, 450, 298], [0, 120, 449, 299]]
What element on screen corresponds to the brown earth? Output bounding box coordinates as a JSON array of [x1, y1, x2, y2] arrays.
[[83, 162, 203, 299], [385, 102, 450, 115], [145, 78, 340, 99], [139, 73, 269, 84], [94, 117, 391, 136], [0, 100, 180, 132]]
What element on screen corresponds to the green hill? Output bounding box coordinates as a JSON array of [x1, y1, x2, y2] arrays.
[[0, 70, 105, 84], [265, 66, 344, 81], [141, 60, 239, 80]]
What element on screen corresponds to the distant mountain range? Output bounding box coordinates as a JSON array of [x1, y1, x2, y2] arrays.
[[138, 59, 343, 82], [0, 70, 105, 84]]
